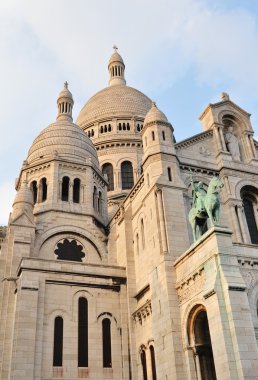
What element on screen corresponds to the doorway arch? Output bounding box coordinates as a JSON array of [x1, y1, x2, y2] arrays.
[[187, 305, 217, 380]]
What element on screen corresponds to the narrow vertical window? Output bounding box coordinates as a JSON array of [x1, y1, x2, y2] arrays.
[[136, 233, 139, 255], [141, 219, 145, 249], [31, 180, 37, 204], [42, 177, 47, 201], [93, 186, 97, 210], [78, 298, 88, 367], [167, 167, 172, 182], [73, 178, 80, 203], [98, 191, 102, 214], [152, 131, 155, 141], [121, 161, 134, 190], [162, 131, 166, 140], [61, 176, 69, 201], [102, 318, 112, 368], [150, 345, 157, 380], [141, 350, 148, 380], [53, 316, 63, 367]]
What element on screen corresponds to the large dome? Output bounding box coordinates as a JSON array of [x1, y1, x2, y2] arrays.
[[27, 120, 99, 166], [77, 84, 152, 127]]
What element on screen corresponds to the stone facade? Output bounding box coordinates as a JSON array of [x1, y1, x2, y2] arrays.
[[0, 50, 258, 380]]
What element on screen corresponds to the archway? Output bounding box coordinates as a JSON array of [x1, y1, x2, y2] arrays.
[[188, 305, 217, 380]]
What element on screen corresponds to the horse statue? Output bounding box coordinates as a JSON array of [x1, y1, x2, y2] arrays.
[[188, 174, 224, 242]]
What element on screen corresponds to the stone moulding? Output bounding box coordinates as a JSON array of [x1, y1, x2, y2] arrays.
[[132, 299, 152, 325], [175, 130, 213, 151]]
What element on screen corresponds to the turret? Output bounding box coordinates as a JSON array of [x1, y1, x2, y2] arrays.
[[108, 46, 126, 86], [142, 101, 175, 165], [57, 81, 74, 122]]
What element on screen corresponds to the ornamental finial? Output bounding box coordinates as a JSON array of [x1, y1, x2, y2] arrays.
[[113, 45, 118, 52], [64, 81, 69, 89]]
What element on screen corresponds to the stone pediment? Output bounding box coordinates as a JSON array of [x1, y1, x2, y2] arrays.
[[175, 130, 214, 162], [10, 212, 35, 228]]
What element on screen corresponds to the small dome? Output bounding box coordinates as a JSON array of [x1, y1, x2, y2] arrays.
[[57, 81, 73, 101], [13, 181, 33, 207], [27, 121, 99, 166], [144, 101, 168, 126], [108, 51, 124, 66], [27, 84, 99, 167], [77, 85, 152, 127]]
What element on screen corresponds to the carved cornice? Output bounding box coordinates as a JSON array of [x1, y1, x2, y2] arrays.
[[176, 269, 205, 304], [180, 165, 218, 176], [132, 299, 152, 325], [175, 131, 213, 151]]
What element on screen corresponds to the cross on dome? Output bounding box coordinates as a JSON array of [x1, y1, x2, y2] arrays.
[[113, 45, 118, 52], [64, 81, 69, 89]]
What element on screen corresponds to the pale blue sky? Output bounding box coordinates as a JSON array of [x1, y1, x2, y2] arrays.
[[1, 0, 258, 224]]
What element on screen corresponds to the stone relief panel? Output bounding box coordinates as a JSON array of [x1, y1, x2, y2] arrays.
[[176, 269, 205, 305]]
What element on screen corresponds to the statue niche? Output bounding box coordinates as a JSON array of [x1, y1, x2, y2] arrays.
[[222, 116, 241, 161], [55, 238, 85, 262]]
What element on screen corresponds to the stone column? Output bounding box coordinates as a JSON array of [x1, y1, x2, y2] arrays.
[[218, 125, 227, 151], [36, 182, 41, 203], [236, 205, 249, 244], [69, 183, 73, 203], [230, 203, 242, 243], [155, 188, 168, 254], [59, 180, 62, 201], [213, 124, 223, 151]]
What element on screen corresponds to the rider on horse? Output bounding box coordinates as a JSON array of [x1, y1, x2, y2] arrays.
[[190, 175, 207, 216]]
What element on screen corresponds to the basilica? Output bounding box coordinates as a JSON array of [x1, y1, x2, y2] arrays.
[[0, 48, 258, 380]]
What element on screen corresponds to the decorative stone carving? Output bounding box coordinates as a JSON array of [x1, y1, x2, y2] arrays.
[[132, 299, 152, 325], [240, 269, 257, 294], [224, 127, 241, 161], [176, 269, 205, 304], [199, 146, 211, 156]]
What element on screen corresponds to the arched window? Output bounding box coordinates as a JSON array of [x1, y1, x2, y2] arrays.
[[53, 316, 63, 367], [141, 219, 145, 249], [162, 131, 166, 140], [31, 180, 37, 204], [140, 349, 148, 380], [150, 345, 157, 380], [102, 318, 112, 368], [152, 131, 155, 141], [78, 298, 88, 367], [93, 186, 97, 210], [73, 178, 80, 203], [41, 177, 47, 202], [102, 163, 114, 191], [121, 161, 134, 190], [241, 186, 258, 244], [61, 176, 69, 202]]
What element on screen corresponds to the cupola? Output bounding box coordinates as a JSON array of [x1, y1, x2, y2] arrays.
[[57, 81, 74, 121], [108, 46, 126, 86]]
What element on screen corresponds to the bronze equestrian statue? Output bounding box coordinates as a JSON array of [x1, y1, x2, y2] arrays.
[[188, 172, 224, 242]]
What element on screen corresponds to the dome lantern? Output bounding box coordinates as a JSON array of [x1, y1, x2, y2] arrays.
[[57, 81, 74, 122], [108, 46, 126, 86]]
